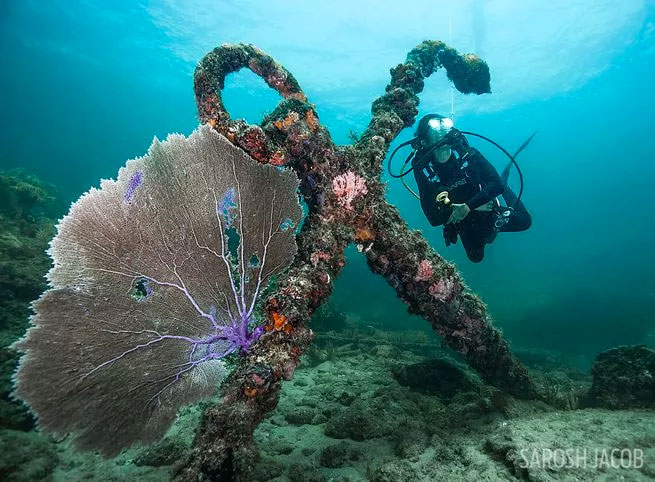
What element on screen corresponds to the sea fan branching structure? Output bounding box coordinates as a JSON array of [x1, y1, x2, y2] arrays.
[[12, 125, 302, 456]]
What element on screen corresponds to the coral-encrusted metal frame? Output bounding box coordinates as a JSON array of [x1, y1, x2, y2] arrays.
[[177, 41, 537, 480]]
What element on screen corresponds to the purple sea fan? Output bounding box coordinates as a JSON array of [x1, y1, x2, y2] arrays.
[[12, 125, 302, 456]]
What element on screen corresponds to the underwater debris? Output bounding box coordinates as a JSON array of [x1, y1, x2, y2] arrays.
[[12, 125, 301, 456], [392, 358, 483, 400], [177, 40, 537, 480]]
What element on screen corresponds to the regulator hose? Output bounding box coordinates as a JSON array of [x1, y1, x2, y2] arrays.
[[459, 131, 524, 206], [387, 137, 450, 179], [388, 138, 449, 200], [387, 139, 418, 178]]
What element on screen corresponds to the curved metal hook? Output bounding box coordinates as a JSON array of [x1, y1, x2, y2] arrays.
[[194, 43, 308, 129], [358, 40, 491, 148]]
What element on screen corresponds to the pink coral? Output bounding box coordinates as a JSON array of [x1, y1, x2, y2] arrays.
[[310, 250, 331, 267], [428, 277, 456, 301], [332, 171, 367, 210], [414, 259, 434, 282]]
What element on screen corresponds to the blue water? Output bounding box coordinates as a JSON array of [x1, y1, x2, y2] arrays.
[[2, 0, 655, 362]]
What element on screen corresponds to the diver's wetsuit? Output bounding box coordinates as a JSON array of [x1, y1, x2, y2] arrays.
[[413, 148, 531, 262]]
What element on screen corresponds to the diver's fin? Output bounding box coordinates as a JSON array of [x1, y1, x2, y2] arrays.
[[512, 130, 538, 159], [502, 130, 538, 184]]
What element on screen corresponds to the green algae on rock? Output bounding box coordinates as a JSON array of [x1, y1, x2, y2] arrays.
[[0, 170, 62, 431], [584, 345, 655, 409]]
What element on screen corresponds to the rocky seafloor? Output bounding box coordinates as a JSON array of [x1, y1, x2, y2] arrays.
[[4, 328, 655, 482]]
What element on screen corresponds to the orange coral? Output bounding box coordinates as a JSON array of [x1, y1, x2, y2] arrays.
[[269, 149, 286, 166], [355, 225, 376, 243], [271, 311, 287, 330], [273, 111, 300, 131], [243, 387, 258, 398], [305, 110, 319, 131], [265, 311, 293, 334]]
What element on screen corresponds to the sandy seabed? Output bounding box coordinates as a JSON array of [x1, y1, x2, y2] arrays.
[[4, 332, 655, 482]]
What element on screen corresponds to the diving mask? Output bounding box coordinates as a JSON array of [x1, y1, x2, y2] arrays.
[[426, 116, 454, 143], [426, 116, 454, 162]]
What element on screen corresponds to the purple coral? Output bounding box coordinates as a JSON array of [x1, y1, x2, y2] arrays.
[[218, 187, 237, 227], [12, 125, 302, 456], [123, 170, 143, 204]]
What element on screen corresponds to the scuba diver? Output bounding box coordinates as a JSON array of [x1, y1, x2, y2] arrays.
[[389, 114, 532, 262]]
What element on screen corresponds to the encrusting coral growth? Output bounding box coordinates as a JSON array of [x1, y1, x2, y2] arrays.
[[178, 40, 537, 480], [414, 259, 434, 282], [12, 126, 302, 456]]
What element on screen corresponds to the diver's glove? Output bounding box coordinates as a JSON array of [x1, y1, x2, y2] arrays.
[[444, 128, 470, 155], [447, 203, 471, 224]]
